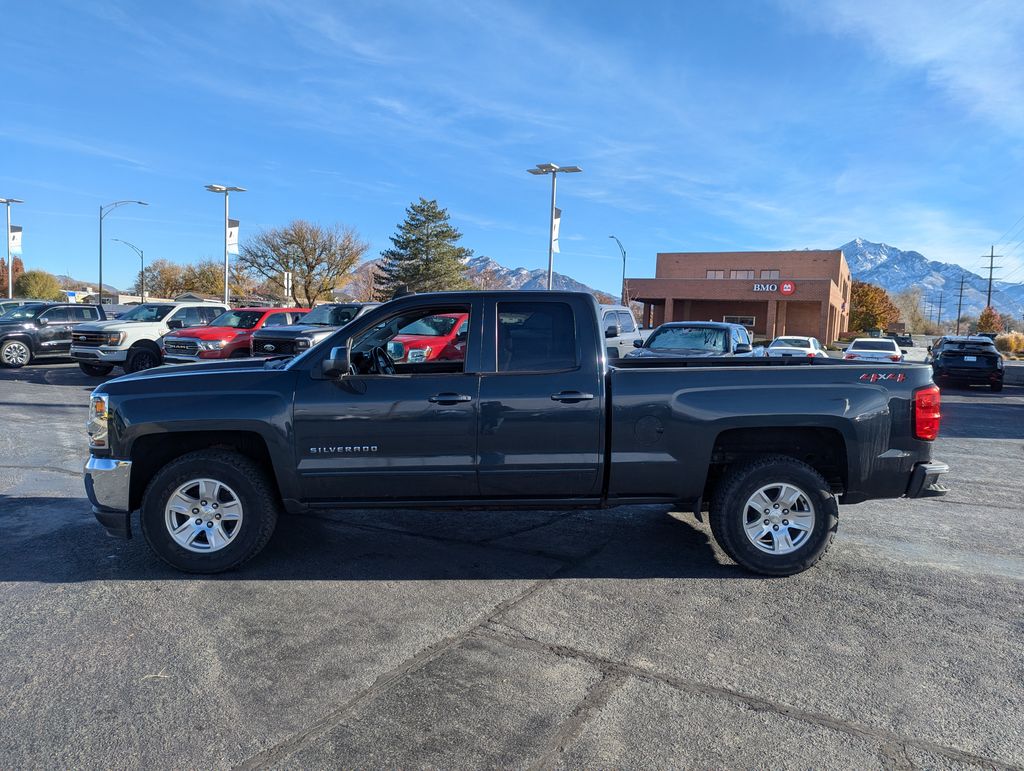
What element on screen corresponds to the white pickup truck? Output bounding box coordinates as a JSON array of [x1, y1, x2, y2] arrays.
[[71, 301, 227, 376]]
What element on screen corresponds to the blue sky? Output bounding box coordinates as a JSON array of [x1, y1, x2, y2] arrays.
[[5, 0, 1024, 293]]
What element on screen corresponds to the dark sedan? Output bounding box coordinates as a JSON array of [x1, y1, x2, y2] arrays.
[[928, 335, 1004, 391]]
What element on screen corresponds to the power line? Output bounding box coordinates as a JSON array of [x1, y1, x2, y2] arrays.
[[955, 275, 966, 335], [994, 211, 1024, 250], [984, 245, 1002, 308]]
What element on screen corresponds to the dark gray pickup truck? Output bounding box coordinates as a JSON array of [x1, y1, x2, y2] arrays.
[[84, 291, 948, 576]]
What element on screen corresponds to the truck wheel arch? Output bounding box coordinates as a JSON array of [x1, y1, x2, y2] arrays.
[[128, 430, 285, 512], [703, 426, 850, 504]]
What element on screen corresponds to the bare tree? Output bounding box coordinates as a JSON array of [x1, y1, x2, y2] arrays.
[[238, 220, 368, 306]]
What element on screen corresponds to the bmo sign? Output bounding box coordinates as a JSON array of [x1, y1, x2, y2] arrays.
[[753, 280, 796, 295]]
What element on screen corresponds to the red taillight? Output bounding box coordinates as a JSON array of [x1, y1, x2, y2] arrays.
[[807, 352, 815, 358], [844, 353, 856, 360], [890, 354, 901, 361], [913, 385, 941, 441]]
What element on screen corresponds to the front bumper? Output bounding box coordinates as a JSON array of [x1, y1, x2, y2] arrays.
[[83, 456, 133, 538], [906, 460, 950, 498], [71, 346, 128, 364]]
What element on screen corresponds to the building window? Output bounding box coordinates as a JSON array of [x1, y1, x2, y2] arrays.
[[724, 315, 755, 327], [760, 269, 780, 280], [730, 270, 755, 279], [706, 269, 725, 279]]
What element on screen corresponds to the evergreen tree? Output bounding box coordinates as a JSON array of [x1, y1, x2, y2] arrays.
[[375, 198, 472, 299]]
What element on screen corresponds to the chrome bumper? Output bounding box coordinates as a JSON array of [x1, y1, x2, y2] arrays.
[[71, 346, 128, 363], [84, 456, 133, 538], [906, 460, 949, 498]]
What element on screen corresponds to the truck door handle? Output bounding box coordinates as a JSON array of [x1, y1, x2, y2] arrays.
[[428, 393, 472, 404], [551, 391, 595, 403]]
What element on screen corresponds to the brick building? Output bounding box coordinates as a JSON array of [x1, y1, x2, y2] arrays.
[[625, 249, 851, 344]]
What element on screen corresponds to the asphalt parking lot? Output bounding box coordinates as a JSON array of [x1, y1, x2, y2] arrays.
[[1, 361, 1022, 769]]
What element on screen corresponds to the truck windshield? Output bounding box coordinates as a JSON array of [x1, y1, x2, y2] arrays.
[[0, 306, 43, 320], [304, 305, 360, 326], [117, 304, 175, 322], [209, 310, 264, 329], [647, 326, 727, 353]]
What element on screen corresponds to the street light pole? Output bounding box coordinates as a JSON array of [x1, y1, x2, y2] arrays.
[[112, 238, 145, 301], [99, 200, 148, 306], [1, 197, 24, 299], [609, 235, 627, 305], [527, 163, 582, 290], [205, 184, 246, 305]]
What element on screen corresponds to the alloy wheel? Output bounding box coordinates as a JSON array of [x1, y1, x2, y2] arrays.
[[742, 482, 815, 555], [164, 478, 244, 553]]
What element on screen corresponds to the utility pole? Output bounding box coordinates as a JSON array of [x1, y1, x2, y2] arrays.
[[935, 290, 944, 329], [984, 245, 1002, 308], [955, 275, 965, 335]]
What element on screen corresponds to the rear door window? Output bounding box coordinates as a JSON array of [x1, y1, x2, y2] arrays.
[[263, 312, 290, 327], [40, 307, 70, 323], [497, 302, 577, 372], [616, 311, 636, 333]]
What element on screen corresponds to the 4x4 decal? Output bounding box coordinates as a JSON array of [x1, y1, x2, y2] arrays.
[[859, 372, 906, 383]]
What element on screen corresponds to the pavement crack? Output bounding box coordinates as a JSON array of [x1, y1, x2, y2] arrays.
[[476, 628, 1021, 771], [232, 538, 611, 770], [528, 669, 628, 771]]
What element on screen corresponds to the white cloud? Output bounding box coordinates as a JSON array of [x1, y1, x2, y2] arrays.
[[783, 0, 1024, 130]]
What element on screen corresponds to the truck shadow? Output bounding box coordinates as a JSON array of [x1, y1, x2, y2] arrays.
[[0, 497, 755, 582]]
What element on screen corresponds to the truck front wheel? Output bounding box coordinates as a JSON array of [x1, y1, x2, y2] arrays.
[[140, 450, 279, 573], [708, 456, 838, 576], [79, 362, 114, 377]]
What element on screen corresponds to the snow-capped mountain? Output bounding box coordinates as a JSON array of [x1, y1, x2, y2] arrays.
[[463, 255, 617, 302], [840, 238, 1024, 318]]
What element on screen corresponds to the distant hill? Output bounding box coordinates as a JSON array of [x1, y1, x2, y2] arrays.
[[840, 238, 1024, 318], [345, 256, 619, 305]]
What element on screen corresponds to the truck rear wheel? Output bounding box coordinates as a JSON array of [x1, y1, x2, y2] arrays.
[[140, 450, 279, 573], [708, 455, 838, 576]]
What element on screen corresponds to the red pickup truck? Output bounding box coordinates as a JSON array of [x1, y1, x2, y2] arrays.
[[162, 307, 309, 363], [387, 312, 469, 363]]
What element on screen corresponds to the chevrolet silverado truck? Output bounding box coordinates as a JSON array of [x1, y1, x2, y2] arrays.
[[72, 300, 228, 376], [83, 291, 948, 576], [249, 302, 380, 358]]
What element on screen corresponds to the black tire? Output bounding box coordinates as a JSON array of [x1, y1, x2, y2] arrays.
[[125, 346, 161, 373], [140, 450, 279, 573], [709, 455, 838, 576], [0, 339, 32, 368], [78, 362, 114, 377], [990, 381, 1003, 392]]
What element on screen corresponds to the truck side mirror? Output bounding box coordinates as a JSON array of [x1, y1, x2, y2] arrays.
[[605, 324, 620, 338], [926, 345, 932, 353], [633, 338, 643, 348], [167, 319, 184, 330], [37, 316, 49, 326], [321, 346, 350, 378], [735, 343, 753, 354]]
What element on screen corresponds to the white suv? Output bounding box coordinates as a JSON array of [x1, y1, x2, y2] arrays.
[[71, 301, 228, 376]]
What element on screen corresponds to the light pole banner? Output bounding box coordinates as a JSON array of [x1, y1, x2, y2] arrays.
[[227, 219, 240, 255], [10, 226, 22, 256], [551, 207, 561, 254]]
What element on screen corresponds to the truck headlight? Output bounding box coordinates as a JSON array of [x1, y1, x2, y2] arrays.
[[198, 339, 227, 350], [88, 392, 109, 449], [406, 347, 431, 363], [105, 332, 125, 346], [295, 337, 313, 350]]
